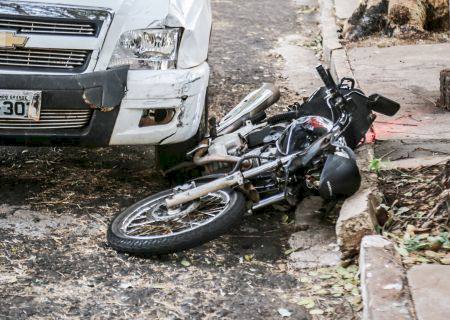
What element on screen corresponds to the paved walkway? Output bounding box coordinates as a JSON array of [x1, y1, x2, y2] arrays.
[[408, 265, 450, 320], [334, 0, 358, 20], [360, 236, 450, 320], [348, 43, 450, 141]]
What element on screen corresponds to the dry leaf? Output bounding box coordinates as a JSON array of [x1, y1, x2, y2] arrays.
[[180, 259, 191, 267], [278, 308, 292, 318], [309, 309, 324, 315]]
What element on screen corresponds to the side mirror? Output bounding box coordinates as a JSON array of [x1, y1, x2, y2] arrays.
[[368, 94, 400, 116]]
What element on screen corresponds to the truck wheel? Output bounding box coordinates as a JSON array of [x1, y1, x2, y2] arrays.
[[155, 95, 208, 173]]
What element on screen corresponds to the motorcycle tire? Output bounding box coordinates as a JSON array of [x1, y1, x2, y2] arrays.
[[107, 188, 246, 255]]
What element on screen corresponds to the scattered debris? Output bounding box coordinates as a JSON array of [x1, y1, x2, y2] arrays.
[[180, 259, 191, 267], [278, 308, 293, 317], [295, 265, 363, 318], [378, 161, 450, 266]]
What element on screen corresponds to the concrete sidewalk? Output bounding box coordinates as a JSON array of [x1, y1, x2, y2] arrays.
[[321, 0, 450, 142], [348, 43, 450, 141]]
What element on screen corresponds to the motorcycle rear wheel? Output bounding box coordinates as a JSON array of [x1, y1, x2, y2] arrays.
[[107, 188, 245, 255]]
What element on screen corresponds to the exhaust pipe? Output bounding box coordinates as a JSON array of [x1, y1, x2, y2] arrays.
[[217, 83, 280, 134], [252, 193, 285, 210]]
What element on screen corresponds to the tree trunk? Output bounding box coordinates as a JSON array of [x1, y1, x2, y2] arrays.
[[439, 69, 450, 110], [344, 0, 389, 40], [344, 0, 449, 40], [426, 0, 450, 30], [388, 0, 427, 29]]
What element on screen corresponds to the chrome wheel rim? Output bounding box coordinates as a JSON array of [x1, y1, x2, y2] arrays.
[[118, 190, 232, 240]]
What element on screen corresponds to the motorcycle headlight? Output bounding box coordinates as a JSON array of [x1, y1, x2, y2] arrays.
[[108, 28, 181, 70]]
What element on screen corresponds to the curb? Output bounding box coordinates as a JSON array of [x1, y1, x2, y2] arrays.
[[318, 0, 354, 82], [318, 0, 342, 62], [335, 145, 381, 258], [319, 0, 380, 258], [317, 2, 414, 317], [359, 235, 416, 320], [336, 187, 380, 258]]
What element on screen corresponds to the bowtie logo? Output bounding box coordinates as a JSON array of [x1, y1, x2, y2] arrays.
[[0, 32, 29, 49]]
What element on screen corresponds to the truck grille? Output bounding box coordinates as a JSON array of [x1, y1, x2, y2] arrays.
[[0, 108, 93, 130], [0, 48, 91, 71], [0, 16, 97, 36]]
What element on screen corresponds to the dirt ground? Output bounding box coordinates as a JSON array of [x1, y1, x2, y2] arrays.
[[378, 161, 450, 267], [343, 31, 449, 49], [0, 1, 358, 319]]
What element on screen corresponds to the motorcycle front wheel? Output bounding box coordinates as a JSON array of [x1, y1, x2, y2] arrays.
[[107, 188, 246, 255]]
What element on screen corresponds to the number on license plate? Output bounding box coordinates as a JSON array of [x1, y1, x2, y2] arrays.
[[0, 90, 42, 120], [2, 100, 27, 116]]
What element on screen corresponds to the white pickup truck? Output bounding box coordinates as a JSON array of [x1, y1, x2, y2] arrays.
[[0, 0, 212, 167]]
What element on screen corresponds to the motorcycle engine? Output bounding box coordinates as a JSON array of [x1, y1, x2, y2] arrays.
[[204, 115, 342, 173], [206, 121, 282, 168]]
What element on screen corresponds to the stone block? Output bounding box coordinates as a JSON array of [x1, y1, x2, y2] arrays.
[[408, 264, 450, 320], [336, 188, 379, 257], [360, 236, 415, 320]]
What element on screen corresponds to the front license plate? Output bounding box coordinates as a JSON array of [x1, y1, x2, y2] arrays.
[[0, 90, 42, 121]]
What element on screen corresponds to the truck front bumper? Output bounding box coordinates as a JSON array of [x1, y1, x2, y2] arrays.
[[0, 62, 209, 146], [110, 62, 209, 145], [0, 66, 128, 146]]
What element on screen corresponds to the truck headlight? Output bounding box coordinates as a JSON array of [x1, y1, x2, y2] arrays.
[[108, 28, 181, 70]]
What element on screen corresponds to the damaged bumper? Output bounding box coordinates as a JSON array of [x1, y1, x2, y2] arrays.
[[110, 62, 209, 145], [0, 66, 128, 146], [0, 62, 209, 146]]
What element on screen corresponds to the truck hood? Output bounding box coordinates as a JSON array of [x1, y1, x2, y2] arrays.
[[26, 0, 131, 11], [24, 0, 171, 23], [18, 0, 212, 69]]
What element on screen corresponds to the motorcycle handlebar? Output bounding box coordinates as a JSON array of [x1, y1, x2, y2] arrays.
[[316, 65, 337, 92]]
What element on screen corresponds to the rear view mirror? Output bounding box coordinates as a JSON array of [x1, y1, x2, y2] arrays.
[[368, 94, 400, 116]]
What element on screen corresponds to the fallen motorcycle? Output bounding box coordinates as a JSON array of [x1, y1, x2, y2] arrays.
[[107, 65, 400, 255]]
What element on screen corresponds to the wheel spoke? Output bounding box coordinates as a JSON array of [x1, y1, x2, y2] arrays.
[[127, 218, 159, 228], [121, 191, 231, 238], [197, 211, 216, 217]]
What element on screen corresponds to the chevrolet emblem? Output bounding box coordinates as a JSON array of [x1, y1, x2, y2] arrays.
[[0, 32, 29, 49]]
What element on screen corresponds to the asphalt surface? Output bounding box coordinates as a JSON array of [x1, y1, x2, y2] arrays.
[[0, 1, 350, 319]]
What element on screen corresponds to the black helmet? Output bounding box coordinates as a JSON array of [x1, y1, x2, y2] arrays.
[[319, 147, 361, 200]]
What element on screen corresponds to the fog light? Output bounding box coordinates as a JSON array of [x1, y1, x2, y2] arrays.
[[139, 109, 176, 127]]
